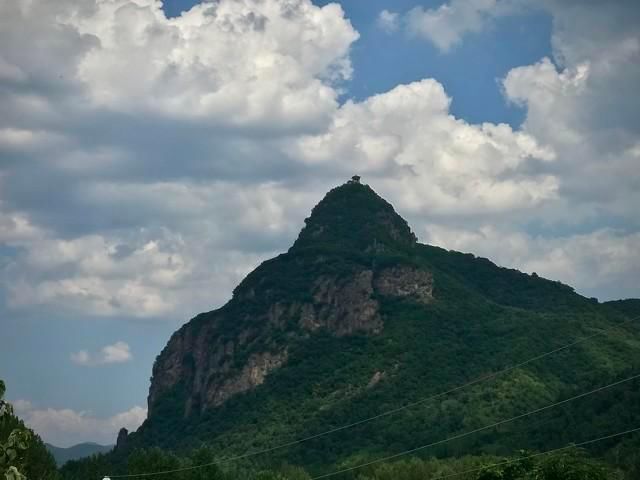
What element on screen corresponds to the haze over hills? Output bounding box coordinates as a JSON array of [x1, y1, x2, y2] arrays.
[[62, 180, 640, 478], [45, 442, 113, 467]]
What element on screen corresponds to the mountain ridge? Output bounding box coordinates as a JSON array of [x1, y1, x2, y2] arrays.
[[45, 442, 113, 467]]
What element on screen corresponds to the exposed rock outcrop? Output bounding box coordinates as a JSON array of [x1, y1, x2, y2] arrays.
[[115, 428, 128, 451], [375, 266, 433, 303], [208, 350, 288, 407], [367, 371, 386, 388], [299, 270, 382, 335]]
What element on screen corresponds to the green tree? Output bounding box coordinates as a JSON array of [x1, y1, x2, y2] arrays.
[[1, 380, 30, 480], [184, 446, 223, 480], [476, 452, 534, 480], [0, 380, 59, 480], [475, 450, 620, 480], [527, 452, 615, 480]]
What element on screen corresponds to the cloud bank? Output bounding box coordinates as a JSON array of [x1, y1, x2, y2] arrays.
[[0, 0, 638, 327]]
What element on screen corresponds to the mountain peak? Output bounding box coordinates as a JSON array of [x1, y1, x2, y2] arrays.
[[290, 179, 417, 253]]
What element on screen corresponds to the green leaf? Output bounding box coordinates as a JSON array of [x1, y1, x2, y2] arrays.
[[4, 466, 26, 480], [6, 431, 30, 452], [0, 402, 14, 422]]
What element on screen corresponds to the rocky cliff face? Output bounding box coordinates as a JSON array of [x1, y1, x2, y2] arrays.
[[148, 264, 434, 417], [147, 181, 434, 419], [375, 266, 433, 303]]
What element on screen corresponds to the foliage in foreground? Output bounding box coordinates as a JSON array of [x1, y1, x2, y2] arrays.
[[0, 380, 58, 480]]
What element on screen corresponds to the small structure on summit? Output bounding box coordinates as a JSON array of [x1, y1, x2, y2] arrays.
[[349, 175, 361, 184]]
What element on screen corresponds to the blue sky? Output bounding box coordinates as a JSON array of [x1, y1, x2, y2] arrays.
[[0, 0, 638, 446]]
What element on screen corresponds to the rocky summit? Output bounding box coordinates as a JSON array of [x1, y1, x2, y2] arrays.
[[126, 180, 639, 469]]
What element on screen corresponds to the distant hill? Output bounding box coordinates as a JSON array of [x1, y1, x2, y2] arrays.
[[604, 298, 640, 318], [46, 442, 112, 466]]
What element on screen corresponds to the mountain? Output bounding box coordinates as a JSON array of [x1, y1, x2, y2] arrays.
[[45, 442, 112, 466], [71, 179, 640, 476]]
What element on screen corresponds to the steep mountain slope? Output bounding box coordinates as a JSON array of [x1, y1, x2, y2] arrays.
[[126, 180, 639, 471]]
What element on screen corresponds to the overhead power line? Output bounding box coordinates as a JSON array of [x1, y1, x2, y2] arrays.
[[310, 372, 640, 478], [105, 314, 637, 479], [104, 367, 640, 479], [418, 426, 640, 480]]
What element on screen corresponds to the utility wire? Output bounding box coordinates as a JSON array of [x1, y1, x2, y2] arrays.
[[310, 372, 640, 478], [104, 369, 640, 478], [103, 314, 638, 478], [423, 426, 640, 480]]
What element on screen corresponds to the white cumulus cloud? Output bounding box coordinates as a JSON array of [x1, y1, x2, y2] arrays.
[[406, 0, 525, 52], [377, 9, 400, 34], [292, 79, 557, 215], [71, 341, 133, 366], [500, 0, 640, 226]]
